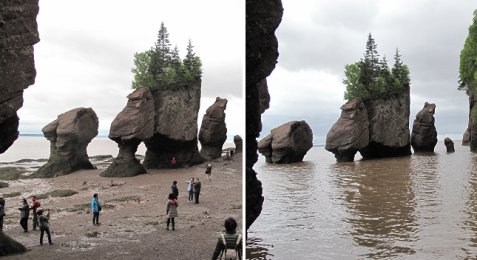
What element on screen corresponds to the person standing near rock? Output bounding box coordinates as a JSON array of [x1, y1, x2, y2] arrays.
[[186, 177, 195, 202], [30, 196, 41, 230], [91, 193, 101, 226], [37, 209, 53, 245], [0, 197, 5, 231], [18, 199, 29, 232], [171, 181, 179, 199], [166, 193, 178, 231], [193, 178, 202, 204], [205, 164, 212, 181]]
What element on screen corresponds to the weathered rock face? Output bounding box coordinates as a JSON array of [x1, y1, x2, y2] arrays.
[[199, 97, 228, 161], [258, 121, 313, 163], [326, 99, 369, 162], [246, 0, 283, 230], [234, 135, 242, 153], [143, 81, 203, 168], [444, 137, 455, 153], [463, 92, 475, 146], [101, 88, 155, 177], [360, 93, 412, 158], [0, 232, 27, 256], [411, 102, 437, 152], [257, 79, 270, 114], [32, 108, 99, 178], [0, 0, 39, 154]]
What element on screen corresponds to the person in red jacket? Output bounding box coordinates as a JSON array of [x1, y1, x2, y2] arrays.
[[30, 196, 41, 230]]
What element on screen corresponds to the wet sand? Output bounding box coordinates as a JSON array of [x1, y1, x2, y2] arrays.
[[1, 155, 242, 259]]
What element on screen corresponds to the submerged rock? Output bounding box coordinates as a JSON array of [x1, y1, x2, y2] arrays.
[[199, 97, 228, 161], [0, 0, 40, 154], [101, 88, 155, 177], [326, 99, 369, 162], [143, 81, 203, 168], [246, 0, 283, 230], [32, 108, 98, 178], [234, 135, 243, 153], [411, 102, 437, 152], [258, 120, 313, 163], [444, 137, 455, 153]]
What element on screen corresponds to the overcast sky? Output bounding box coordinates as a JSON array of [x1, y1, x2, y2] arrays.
[[262, 0, 475, 144], [19, 0, 244, 138]]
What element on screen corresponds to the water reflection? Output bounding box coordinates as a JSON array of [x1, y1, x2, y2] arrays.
[[331, 156, 419, 258], [246, 237, 273, 260], [463, 154, 477, 256]]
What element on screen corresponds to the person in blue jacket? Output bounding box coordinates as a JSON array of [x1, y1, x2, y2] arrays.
[[91, 193, 101, 225]]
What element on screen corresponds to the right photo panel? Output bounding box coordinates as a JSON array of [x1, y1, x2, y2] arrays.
[[246, 0, 477, 259]]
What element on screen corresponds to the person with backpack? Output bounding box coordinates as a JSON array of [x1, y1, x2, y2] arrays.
[[37, 208, 53, 245], [166, 193, 178, 231], [30, 196, 41, 230], [91, 193, 101, 225], [212, 217, 242, 260], [171, 180, 179, 199], [0, 197, 5, 231], [18, 198, 29, 232]]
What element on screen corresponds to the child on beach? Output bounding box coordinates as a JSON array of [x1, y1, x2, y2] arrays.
[[30, 196, 41, 230], [91, 193, 101, 225], [0, 197, 5, 231], [37, 208, 53, 245], [18, 198, 29, 232], [166, 193, 178, 230], [186, 177, 194, 202]]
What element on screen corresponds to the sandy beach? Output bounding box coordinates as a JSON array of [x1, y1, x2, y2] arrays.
[[0, 154, 242, 259]]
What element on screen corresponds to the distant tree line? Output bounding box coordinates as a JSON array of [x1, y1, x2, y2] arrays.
[[459, 10, 477, 94], [131, 22, 202, 90], [343, 34, 410, 100]]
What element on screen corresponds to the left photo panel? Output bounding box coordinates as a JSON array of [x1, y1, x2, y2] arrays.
[[0, 0, 244, 259]]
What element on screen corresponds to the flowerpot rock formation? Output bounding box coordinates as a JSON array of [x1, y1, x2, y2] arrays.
[[411, 102, 437, 152], [199, 97, 228, 161]]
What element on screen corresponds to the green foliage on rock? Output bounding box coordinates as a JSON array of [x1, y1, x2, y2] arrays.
[[131, 22, 202, 90], [459, 10, 477, 93], [344, 34, 410, 100]]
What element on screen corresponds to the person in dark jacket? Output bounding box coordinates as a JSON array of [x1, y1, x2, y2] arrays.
[[18, 198, 29, 232], [193, 178, 201, 204], [212, 217, 242, 260], [0, 197, 5, 231], [171, 181, 179, 199], [37, 208, 53, 245]]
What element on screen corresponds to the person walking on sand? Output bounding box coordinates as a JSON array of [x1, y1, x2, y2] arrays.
[[186, 177, 194, 202], [91, 193, 101, 226], [211, 217, 242, 260], [166, 193, 178, 230], [18, 198, 29, 232], [171, 180, 179, 199], [193, 177, 202, 204], [0, 197, 5, 231], [205, 164, 212, 181], [30, 196, 41, 230], [37, 208, 53, 245]]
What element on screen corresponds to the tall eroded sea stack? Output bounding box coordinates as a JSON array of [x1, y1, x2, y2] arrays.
[[143, 80, 203, 168], [199, 97, 228, 161], [246, 0, 283, 230], [102, 88, 155, 177], [0, 1, 39, 254], [411, 102, 437, 152]]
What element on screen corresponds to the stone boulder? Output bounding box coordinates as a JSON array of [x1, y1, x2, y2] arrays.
[[199, 97, 228, 161], [411, 102, 437, 152], [359, 93, 412, 158], [0, 232, 27, 256], [258, 121, 313, 163], [444, 137, 455, 153], [246, 0, 283, 231], [143, 81, 203, 168], [326, 99, 369, 162], [234, 135, 243, 153], [32, 108, 98, 178], [101, 88, 155, 177], [0, 0, 40, 154]]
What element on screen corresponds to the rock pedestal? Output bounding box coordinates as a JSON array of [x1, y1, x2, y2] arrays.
[[258, 120, 313, 163], [143, 81, 203, 168], [0, 0, 40, 154], [101, 88, 155, 177], [234, 135, 243, 153], [444, 137, 455, 153], [199, 97, 228, 161], [32, 108, 98, 178], [411, 102, 437, 152], [326, 99, 369, 162]]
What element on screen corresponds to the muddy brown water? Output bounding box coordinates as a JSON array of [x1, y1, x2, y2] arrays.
[[247, 142, 477, 259]]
